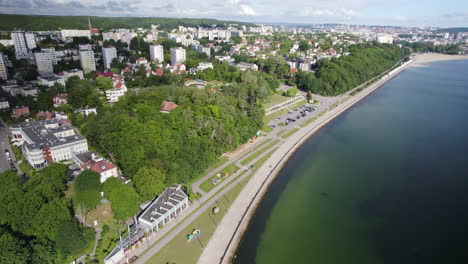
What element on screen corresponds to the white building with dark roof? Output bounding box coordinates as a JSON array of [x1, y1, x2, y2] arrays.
[[10, 119, 88, 168], [138, 184, 189, 232]]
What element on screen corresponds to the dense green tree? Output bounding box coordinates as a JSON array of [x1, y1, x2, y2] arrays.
[[55, 221, 88, 254], [73, 170, 102, 210], [134, 166, 166, 201], [0, 231, 30, 264], [96, 75, 113, 91], [103, 178, 139, 221], [30, 238, 60, 264]]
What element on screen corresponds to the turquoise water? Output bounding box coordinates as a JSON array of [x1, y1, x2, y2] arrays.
[[234, 60, 468, 264]]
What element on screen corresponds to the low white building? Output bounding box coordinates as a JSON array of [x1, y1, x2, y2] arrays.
[[0, 98, 9, 110], [138, 184, 189, 232], [74, 107, 97, 116], [74, 152, 118, 183], [105, 82, 127, 103], [197, 62, 213, 71], [38, 76, 66, 87], [236, 62, 258, 71]]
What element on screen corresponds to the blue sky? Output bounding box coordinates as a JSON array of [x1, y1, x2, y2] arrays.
[[0, 0, 467, 27]]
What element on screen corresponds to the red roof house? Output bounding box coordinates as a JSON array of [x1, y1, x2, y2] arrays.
[[160, 101, 178, 113]]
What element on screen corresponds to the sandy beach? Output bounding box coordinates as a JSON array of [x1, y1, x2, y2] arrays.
[[197, 53, 468, 264], [410, 53, 468, 67]]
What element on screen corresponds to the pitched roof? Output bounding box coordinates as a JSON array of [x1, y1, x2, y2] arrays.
[[160, 100, 178, 112], [81, 158, 116, 173]]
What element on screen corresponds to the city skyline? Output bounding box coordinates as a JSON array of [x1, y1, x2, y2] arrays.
[[0, 0, 467, 27]]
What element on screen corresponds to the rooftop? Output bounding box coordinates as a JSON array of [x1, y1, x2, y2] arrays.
[[139, 184, 187, 225]]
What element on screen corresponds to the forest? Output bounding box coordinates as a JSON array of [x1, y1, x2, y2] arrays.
[[290, 43, 410, 96], [79, 71, 272, 184], [0, 14, 253, 31], [397, 41, 461, 55], [0, 165, 95, 263]]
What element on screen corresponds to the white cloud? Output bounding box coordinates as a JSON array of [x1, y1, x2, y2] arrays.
[[303, 8, 360, 20], [238, 4, 256, 16]]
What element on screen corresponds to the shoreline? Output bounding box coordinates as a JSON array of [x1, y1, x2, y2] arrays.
[[197, 53, 467, 264]]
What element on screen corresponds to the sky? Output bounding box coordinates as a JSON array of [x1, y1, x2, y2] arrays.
[[0, 0, 467, 27]]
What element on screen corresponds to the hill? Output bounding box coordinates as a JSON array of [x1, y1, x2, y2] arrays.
[[0, 14, 254, 31]]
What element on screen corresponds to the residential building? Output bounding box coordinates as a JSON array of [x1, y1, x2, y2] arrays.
[[34, 51, 54, 77], [0, 40, 13, 47], [160, 101, 178, 113], [11, 106, 30, 118], [42, 47, 57, 65], [195, 45, 211, 57], [10, 119, 88, 168], [79, 44, 96, 74], [1, 85, 38, 97], [135, 57, 148, 65], [36, 111, 54, 120], [102, 46, 117, 70], [53, 93, 68, 107], [61, 29, 91, 39], [0, 98, 9, 110], [75, 152, 118, 183], [138, 184, 189, 232], [38, 76, 65, 87], [236, 62, 258, 71], [377, 34, 394, 44], [74, 108, 97, 116], [0, 52, 8, 80], [149, 45, 164, 62], [25, 32, 36, 50], [11, 31, 31, 59], [63, 69, 84, 80], [105, 82, 127, 103], [197, 62, 213, 71], [170, 47, 186, 66]]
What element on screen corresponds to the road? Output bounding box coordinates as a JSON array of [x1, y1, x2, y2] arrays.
[[0, 118, 19, 173]]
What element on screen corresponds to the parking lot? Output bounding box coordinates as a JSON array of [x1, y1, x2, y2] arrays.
[[268, 104, 318, 129]]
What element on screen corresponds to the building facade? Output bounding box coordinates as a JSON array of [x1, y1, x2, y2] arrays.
[[170, 47, 186, 66], [34, 51, 54, 77], [0, 52, 8, 80], [102, 46, 117, 70], [149, 45, 164, 62], [42, 47, 57, 65], [11, 31, 31, 59], [10, 119, 88, 168], [25, 32, 36, 50], [79, 45, 96, 74]]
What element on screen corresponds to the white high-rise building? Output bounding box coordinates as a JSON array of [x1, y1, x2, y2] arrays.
[[41, 47, 57, 65], [102, 46, 117, 70], [149, 45, 164, 62], [0, 52, 8, 80], [170, 47, 186, 66], [25, 32, 36, 50], [11, 31, 30, 59], [34, 51, 54, 77], [79, 45, 96, 74]]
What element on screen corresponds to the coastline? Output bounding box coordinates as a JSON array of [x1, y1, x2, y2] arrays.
[[410, 53, 468, 67], [197, 53, 467, 264]]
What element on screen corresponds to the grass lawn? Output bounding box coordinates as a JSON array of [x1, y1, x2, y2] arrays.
[[263, 93, 290, 109], [240, 139, 279, 166], [276, 129, 288, 136], [86, 202, 114, 229], [299, 116, 318, 128], [209, 156, 229, 171], [281, 128, 300, 139], [147, 170, 251, 264], [199, 163, 240, 193], [261, 123, 273, 133]]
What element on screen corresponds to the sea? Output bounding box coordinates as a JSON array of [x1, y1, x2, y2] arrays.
[[233, 59, 468, 264]]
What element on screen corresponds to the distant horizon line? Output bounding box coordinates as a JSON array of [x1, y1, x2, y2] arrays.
[[0, 12, 467, 29]]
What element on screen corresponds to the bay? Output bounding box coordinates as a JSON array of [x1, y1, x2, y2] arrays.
[[233, 59, 468, 264]]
